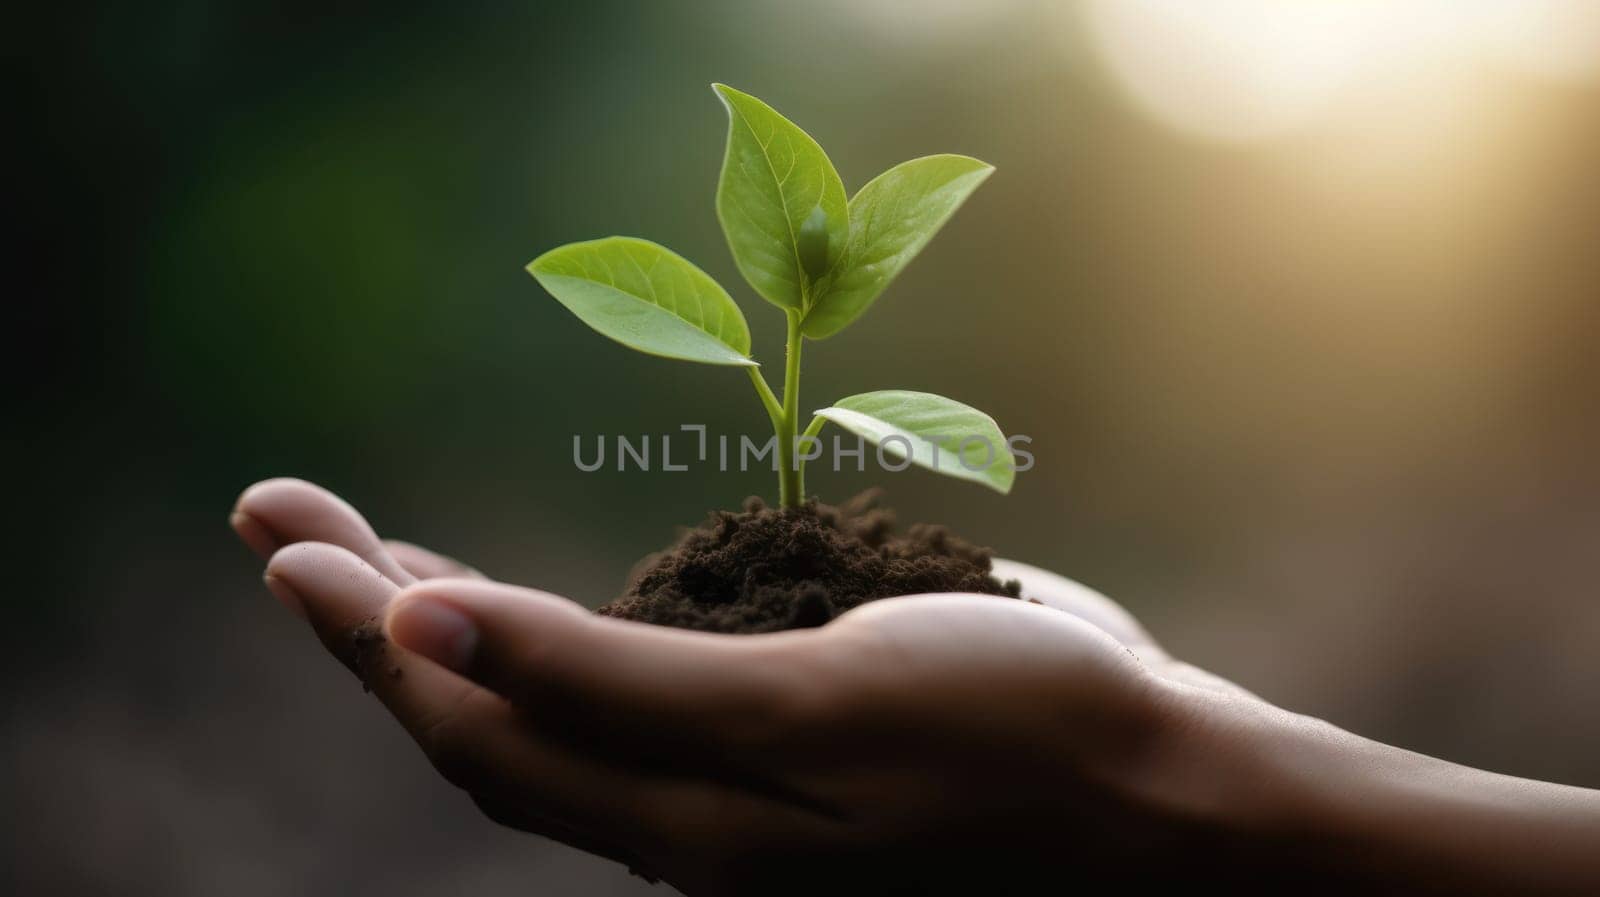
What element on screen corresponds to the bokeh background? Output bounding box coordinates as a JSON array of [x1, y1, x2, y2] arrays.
[[9, 1, 1600, 893]]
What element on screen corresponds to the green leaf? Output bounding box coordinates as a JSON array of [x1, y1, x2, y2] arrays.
[[713, 83, 848, 312], [803, 155, 993, 340], [527, 237, 755, 367], [813, 389, 1016, 494]]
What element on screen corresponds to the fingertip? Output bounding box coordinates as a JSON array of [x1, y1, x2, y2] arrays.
[[264, 541, 387, 607], [233, 479, 335, 547], [231, 479, 417, 586], [262, 571, 307, 619], [265, 539, 357, 576], [230, 509, 279, 559], [234, 477, 349, 523], [261, 542, 360, 624], [265, 542, 403, 656], [386, 580, 591, 689], [233, 477, 317, 514], [387, 588, 478, 671]]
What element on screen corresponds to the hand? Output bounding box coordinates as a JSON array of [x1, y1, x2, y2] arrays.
[[232, 478, 1600, 896], [230, 477, 1220, 892]]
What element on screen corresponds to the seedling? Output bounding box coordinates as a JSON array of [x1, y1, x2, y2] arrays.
[[529, 84, 1014, 508]]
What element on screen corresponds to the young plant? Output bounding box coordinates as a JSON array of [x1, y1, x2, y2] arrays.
[[528, 84, 1015, 507]]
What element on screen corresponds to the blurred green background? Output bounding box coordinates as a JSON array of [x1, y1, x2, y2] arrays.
[[9, 2, 1600, 894]]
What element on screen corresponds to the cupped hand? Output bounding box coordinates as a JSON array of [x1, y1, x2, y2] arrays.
[[231, 478, 1258, 895]]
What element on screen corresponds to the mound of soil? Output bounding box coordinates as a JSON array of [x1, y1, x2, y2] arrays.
[[597, 490, 1021, 633]]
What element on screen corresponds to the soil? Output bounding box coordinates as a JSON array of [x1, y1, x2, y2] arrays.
[[597, 490, 1021, 633], [346, 616, 403, 691]]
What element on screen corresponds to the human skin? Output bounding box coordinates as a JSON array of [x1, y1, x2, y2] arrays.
[[231, 478, 1600, 895]]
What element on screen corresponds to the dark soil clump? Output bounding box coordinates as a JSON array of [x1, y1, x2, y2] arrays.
[[598, 490, 1021, 633], [345, 617, 402, 691]]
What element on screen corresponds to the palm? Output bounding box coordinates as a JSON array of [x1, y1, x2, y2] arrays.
[[232, 478, 1237, 894]]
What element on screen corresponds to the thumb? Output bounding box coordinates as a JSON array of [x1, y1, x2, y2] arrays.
[[385, 579, 815, 753]]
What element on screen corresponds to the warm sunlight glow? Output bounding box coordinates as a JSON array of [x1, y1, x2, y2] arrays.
[[1471, 0, 1600, 82], [1084, 0, 1600, 144], [1084, 0, 1384, 142]]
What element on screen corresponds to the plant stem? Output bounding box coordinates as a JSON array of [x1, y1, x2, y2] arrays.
[[747, 366, 783, 431], [777, 308, 804, 507], [797, 413, 828, 500], [800, 414, 827, 442]]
